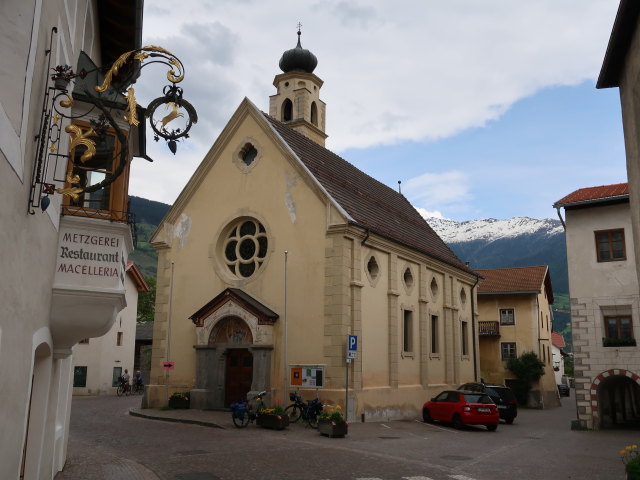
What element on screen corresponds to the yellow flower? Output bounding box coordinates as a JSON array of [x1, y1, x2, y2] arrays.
[[621, 450, 628, 455], [336, 405, 342, 409], [627, 446, 633, 450], [634, 445, 638, 450]]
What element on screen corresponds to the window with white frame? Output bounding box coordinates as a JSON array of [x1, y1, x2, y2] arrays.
[[500, 309, 515, 325]]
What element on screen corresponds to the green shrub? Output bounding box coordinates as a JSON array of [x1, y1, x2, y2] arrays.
[[506, 352, 545, 405]]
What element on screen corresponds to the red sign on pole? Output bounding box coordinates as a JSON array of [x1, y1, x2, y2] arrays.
[[162, 361, 175, 370]]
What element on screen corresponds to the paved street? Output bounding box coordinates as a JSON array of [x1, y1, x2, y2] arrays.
[[56, 393, 636, 480]]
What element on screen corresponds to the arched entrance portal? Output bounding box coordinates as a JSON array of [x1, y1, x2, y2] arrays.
[[598, 374, 640, 429], [190, 288, 278, 410], [209, 316, 254, 406]]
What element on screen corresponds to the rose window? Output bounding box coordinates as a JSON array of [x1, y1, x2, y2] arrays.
[[223, 219, 268, 278]]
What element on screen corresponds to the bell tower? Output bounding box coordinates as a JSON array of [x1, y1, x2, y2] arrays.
[[269, 27, 327, 147]]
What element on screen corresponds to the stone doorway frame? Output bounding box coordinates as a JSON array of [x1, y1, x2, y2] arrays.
[[591, 368, 640, 429], [189, 288, 278, 410]]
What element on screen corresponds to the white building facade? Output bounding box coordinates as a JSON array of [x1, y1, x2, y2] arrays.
[[555, 183, 640, 429], [1, 1, 143, 478], [72, 262, 148, 395]]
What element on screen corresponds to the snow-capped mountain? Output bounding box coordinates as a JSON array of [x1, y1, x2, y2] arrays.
[[424, 215, 569, 333], [424, 216, 567, 294], [426, 216, 564, 244]]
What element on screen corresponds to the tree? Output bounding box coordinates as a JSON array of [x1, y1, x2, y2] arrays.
[[564, 354, 574, 377], [506, 351, 545, 405], [137, 276, 156, 322]]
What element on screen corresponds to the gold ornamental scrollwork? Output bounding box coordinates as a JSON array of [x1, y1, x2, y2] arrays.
[[65, 125, 97, 163], [95, 45, 185, 127]]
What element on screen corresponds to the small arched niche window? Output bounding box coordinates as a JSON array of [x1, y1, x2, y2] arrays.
[[310, 101, 318, 126], [282, 98, 293, 122], [460, 288, 467, 306]]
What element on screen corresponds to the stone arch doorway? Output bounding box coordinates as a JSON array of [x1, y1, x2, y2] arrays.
[[594, 370, 640, 429], [209, 316, 254, 406], [190, 289, 278, 410]]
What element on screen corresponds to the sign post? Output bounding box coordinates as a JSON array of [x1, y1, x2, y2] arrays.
[[346, 335, 357, 421]]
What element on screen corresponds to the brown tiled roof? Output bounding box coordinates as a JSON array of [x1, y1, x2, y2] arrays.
[[263, 114, 472, 274], [476, 265, 553, 302], [553, 182, 628, 208], [551, 331, 566, 348]]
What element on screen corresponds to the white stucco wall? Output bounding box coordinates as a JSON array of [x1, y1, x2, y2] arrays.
[[565, 201, 640, 428], [0, 1, 131, 478], [72, 268, 139, 395]]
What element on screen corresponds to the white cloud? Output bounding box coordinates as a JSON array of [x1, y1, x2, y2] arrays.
[[130, 0, 618, 204], [415, 208, 446, 220], [403, 170, 472, 217]]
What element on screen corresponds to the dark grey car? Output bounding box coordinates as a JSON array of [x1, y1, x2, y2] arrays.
[[458, 382, 518, 424]]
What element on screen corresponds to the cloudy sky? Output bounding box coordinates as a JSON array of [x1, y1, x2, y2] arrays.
[[129, 1, 625, 222]]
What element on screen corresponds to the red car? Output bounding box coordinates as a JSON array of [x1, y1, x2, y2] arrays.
[[423, 390, 499, 431]]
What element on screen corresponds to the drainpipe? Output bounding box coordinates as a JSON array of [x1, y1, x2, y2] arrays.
[[471, 272, 480, 382], [555, 207, 566, 231], [360, 229, 370, 246]]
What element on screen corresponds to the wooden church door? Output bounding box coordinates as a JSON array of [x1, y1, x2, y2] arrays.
[[224, 348, 253, 406]]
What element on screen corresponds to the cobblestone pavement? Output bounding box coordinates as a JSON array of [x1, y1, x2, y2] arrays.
[[56, 393, 637, 480]]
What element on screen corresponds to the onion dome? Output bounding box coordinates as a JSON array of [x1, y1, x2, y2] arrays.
[[279, 29, 318, 74]]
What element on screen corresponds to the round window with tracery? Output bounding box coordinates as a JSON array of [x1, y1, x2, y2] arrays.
[[223, 219, 268, 278]]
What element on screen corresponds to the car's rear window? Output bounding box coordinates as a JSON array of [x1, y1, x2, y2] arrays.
[[492, 387, 516, 402], [463, 394, 492, 404]]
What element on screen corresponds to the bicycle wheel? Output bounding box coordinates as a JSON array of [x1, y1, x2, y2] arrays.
[[285, 404, 302, 423], [116, 385, 124, 397], [232, 412, 250, 428], [307, 412, 319, 429]]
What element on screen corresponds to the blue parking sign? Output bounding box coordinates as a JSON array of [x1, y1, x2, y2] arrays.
[[348, 335, 357, 351]]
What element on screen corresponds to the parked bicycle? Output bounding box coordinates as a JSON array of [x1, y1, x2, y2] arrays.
[[284, 392, 323, 428], [230, 390, 268, 428], [116, 377, 130, 397], [131, 381, 144, 395]]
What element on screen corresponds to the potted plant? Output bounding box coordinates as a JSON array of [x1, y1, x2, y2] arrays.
[[51, 64, 74, 90], [256, 403, 289, 430], [621, 445, 640, 479], [318, 405, 348, 438], [168, 391, 190, 409]]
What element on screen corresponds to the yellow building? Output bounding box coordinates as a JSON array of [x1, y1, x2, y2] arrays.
[[476, 266, 560, 408], [147, 33, 479, 420]]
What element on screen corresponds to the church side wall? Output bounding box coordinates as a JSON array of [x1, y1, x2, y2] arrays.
[[335, 232, 477, 421]]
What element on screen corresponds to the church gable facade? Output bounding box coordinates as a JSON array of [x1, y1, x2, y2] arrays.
[[146, 33, 479, 420]]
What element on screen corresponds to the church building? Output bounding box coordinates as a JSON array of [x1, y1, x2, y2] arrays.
[[146, 32, 480, 420]]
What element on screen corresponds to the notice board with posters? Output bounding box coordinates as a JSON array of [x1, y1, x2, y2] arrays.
[[289, 365, 325, 388]]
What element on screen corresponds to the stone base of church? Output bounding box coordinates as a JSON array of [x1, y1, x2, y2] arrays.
[[144, 384, 194, 408], [190, 389, 221, 409]]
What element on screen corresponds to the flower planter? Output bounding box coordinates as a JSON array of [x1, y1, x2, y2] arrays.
[[318, 418, 348, 438], [168, 396, 190, 409], [53, 77, 71, 90], [256, 413, 289, 430]]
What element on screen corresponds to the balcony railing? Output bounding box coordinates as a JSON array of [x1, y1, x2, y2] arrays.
[[479, 321, 500, 337]]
